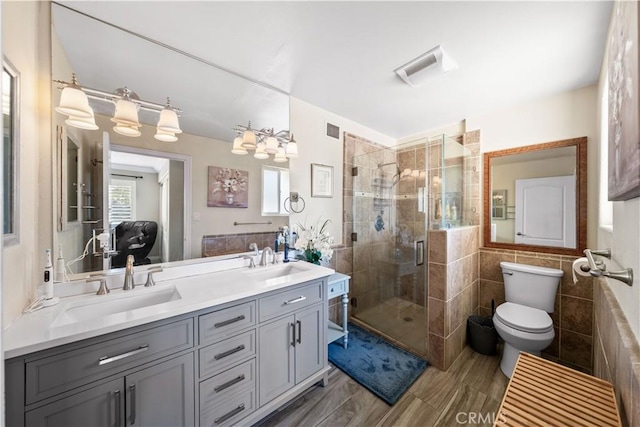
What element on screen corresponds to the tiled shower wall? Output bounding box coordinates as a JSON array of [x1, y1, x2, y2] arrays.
[[593, 278, 640, 426], [427, 226, 480, 371], [479, 248, 594, 373]]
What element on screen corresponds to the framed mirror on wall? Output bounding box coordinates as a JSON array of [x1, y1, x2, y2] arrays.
[[483, 137, 587, 256], [3, 58, 20, 247]]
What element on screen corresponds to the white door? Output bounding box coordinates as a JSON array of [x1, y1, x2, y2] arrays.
[[515, 175, 576, 248]]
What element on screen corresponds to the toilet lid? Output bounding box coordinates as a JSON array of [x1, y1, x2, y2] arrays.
[[495, 302, 553, 333]]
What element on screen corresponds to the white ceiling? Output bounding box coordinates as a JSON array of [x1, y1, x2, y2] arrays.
[[111, 151, 168, 174], [58, 1, 613, 141]]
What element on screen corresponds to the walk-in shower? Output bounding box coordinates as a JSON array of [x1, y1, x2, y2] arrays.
[[350, 135, 470, 356]]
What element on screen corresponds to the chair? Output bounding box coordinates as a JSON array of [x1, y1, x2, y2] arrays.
[[111, 221, 158, 268]]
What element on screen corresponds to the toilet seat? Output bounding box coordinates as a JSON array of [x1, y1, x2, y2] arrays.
[[495, 302, 553, 333]]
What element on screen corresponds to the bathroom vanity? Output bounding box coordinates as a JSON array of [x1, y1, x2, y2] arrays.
[[4, 258, 333, 427]]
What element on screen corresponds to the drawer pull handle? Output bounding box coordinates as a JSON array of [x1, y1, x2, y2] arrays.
[[213, 374, 246, 393], [214, 345, 245, 360], [214, 404, 245, 425], [284, 296, 306, 305], [98, 345, 149, 365], [114, 390, 121, 427], [214, 315, 245, 328], [129, 384, 136, 425]]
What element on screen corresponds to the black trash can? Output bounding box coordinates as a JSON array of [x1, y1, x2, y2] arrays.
[[467, 315, 498, 355]]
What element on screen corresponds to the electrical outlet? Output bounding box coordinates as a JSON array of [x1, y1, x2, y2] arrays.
[[193, 212, 201, 221]]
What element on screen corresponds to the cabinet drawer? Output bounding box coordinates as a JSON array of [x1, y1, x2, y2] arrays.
[[328, 280, 347, 299], [199, 301, 256, 345], [259, 281, 323, 322], [26, 318, 193, 405], [199, 330, 256, 377], [200, 387, 256, 427], [200, 359, 255, 407]]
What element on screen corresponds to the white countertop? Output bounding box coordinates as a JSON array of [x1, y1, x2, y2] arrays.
[[3, 258, 334, 359]]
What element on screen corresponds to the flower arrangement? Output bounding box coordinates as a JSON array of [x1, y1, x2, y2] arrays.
[[212, 168, 248, 195], [294, 218, 334, 265]]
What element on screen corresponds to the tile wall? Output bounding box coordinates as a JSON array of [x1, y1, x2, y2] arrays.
[[202, 232, 278, 257], [427, 226, 480, 370], [478, 248, 594, 373], [593, 278, 640, 426]]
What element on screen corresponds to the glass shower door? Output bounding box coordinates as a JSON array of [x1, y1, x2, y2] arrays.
[[351, 143, 428, 355]]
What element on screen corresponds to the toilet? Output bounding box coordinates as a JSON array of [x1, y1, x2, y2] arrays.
[[493, 261, 563, 377]]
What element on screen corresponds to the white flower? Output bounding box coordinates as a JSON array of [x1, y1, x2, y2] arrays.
[[294, 218, 333, 262]]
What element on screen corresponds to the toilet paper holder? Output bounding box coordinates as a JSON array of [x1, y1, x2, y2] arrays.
[[583, 248, 633, 286]]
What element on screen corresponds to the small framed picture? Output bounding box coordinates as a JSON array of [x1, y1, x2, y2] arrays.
[[311, 163, 333, 198]]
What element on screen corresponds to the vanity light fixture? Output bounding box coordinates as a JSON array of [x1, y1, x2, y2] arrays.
[[54, 74, 182, 141], [231, 122, 298, 161]]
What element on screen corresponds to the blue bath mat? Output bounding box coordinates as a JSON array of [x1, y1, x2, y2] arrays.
[[328, 323, 428, 405]]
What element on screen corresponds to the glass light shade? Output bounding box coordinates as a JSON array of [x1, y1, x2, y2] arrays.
[[241, 130, 257, 148], [285, 140, 298, 158], [273, 147, 288, 163], [55, 86, 93, 118], [254, 142, 269, 159], [111, 99, 140, 127], [113, 123, 141, 137], [154, 128, 178, 142], [157, 108, 182, 134], [231, 136, 248, 155], [265, 136, 279, 154], [65, 113, 98, 130]]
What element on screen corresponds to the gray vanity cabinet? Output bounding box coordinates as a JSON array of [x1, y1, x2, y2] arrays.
[[125, 353, 195, 427], [23, 353, 194, 427], [24, 377, 124, 427], [258, 303, 324, 405]]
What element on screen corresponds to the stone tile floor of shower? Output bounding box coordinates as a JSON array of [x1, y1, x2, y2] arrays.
[[354, 297, 427, 355]]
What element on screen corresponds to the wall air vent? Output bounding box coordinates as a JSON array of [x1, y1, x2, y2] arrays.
[[326, 122, 340, 139], [394, 45, 458, 87]]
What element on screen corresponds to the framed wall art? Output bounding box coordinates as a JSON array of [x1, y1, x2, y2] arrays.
[[311, 163, 333, 198]]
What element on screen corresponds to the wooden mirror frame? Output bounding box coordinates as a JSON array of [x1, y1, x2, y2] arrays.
[[483, 136, 587, 256]]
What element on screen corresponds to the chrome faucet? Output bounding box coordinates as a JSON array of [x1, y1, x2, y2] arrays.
[[123, 255, 135, 290], [249, 242, 259, 256], [87, 275, 109, 295], [242, 255, 256, 268], [260, 247, 274, 266], [144, 266, 163, 287]]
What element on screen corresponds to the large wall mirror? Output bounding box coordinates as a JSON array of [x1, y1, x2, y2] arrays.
[[483, 137, 587, 256], [52, 3, 290, 275]]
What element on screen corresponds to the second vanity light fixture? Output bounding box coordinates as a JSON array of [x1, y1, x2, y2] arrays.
[[231, 121, 298, 162], [54, 73, 183, 142]]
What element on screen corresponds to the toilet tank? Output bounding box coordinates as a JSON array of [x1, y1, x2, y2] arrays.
[[500, 262, 563, 312]]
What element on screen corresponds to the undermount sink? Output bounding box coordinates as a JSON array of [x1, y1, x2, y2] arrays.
[[243, 263, 308, 282], [52, 287, 182, 327]]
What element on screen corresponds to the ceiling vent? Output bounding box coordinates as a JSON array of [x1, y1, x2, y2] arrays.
[[394, 45, 458, 87]]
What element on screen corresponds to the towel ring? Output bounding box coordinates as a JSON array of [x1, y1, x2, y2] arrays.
[[284, 195, 306, 214]]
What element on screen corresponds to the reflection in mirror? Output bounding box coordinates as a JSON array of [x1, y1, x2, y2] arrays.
[[51, 3, 290, 276], [3, 59, 19, 246], [483, 137, 587, 256]]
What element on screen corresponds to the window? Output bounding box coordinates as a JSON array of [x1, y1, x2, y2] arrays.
[[3, 59, 20, 246], [262, 166, 289, 216], [109, 179, 136, 229]]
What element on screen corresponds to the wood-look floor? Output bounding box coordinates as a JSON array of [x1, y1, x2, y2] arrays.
[[255, 346, 509, 427]]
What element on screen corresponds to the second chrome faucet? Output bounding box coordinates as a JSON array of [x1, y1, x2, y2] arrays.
[[123, 255, 135, 290]]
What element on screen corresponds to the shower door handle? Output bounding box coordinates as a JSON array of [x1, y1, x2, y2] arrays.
[[415, 240, 424, 266]]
